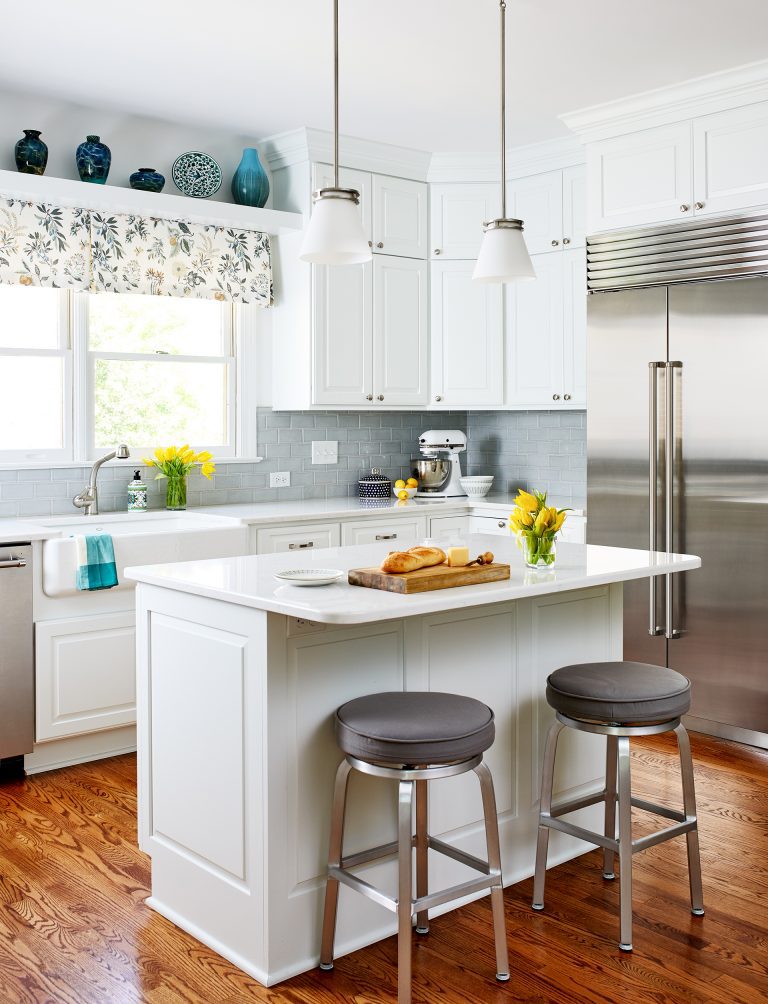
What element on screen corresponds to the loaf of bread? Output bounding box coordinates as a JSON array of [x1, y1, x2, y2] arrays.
[[380, 546, 446, 574]]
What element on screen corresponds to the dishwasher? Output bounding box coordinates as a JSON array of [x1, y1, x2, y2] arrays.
[[0, 543, 33, 776]]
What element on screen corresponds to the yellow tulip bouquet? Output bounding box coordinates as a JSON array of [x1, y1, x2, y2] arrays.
[[142, 445, 216, 510], [510, 489, 568, 568]]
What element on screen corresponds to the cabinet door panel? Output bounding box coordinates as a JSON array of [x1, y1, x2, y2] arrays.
[[254, 522, 341, 554], [587, 122, 693, 232], [693, 102, 768, 216], [372, 175, 427, 258], [36, 612, 136, 741], [341, 517, 428, 547], [431, 261, 503, 407], [506, 252, 564, 407], [312, 163, 372, 240], [430, 183, 496, 259], [312, 262, 373, 406], [562, 248, 587, 407], [507, 171, 563, 254], [373, 256, 428, 406], [562, 164, 587, 247]]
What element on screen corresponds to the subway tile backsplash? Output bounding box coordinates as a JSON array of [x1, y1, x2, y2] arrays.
[[0, 407, 586, 518]]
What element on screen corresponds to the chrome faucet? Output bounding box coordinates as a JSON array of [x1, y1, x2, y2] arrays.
[[73, 445, 130, 516]]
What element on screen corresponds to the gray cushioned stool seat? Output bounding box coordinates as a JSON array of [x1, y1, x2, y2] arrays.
[[335, 691, 495, 765], [546, 661, 691, 724]]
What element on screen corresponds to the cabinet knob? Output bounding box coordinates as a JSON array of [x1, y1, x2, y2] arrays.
[[551, 239, 560, 246], [366, 394, 373, 401], [680, 204, 690, 213], [433, 248, 442, 255], [695, 201, 705, 210], [563, 237, 571, 245], [376, 242, 384, 249], [367, 240, 373, 247], [552, 393, 561, 401], [434, 395, 442, 402], [498, 520, 507, 528], [377, 394, 384, 401], [564, 393, 572, 401]]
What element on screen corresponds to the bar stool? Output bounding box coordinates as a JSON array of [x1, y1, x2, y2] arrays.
[[532, 661, 705, 951], [319, 691, 509, 1004]]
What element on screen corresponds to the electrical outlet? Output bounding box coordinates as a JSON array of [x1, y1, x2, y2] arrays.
[[311, 440, 339, 464], [269, 471, 290, 488]]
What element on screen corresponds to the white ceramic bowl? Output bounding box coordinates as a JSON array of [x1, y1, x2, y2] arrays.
[[460, 476, 494, 498], [392, 485, 418, 500]]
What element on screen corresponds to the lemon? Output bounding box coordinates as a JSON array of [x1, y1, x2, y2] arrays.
[[394, 479, 406, 489], [406, 478, 418, 488], [397, 490, 410, 500]]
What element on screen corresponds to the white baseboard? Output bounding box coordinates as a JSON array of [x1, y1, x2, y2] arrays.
[[24, 725, 136, 774]]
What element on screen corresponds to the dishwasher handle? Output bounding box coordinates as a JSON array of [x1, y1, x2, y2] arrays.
[[0, 558, 27, 569]]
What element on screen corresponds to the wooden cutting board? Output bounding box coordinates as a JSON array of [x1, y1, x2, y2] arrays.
[[348, 561, 511, 594]]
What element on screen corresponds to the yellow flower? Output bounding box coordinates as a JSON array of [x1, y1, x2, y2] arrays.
[[514, 489, 539, 513], [553, 510, 567, 533], [196, 450, 213, 463], [510, 507, 534, 532], [201, 461, 215, 480], [154, 446, 166, 463], [534, 508, 554, 534], [141, 456, 156, 467]]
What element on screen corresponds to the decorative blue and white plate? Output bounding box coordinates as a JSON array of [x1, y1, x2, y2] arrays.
[[171, 151, 223, 199]]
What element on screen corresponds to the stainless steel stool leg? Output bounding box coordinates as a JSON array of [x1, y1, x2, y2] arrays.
[[603, 734, 618, 880], [474, 760, 510, 982], [397, 779, 415, 1004], [415, 779, 429, 935], [617, 736, 633, 951], [532, 719, 565, 910], [320, 758, 353, 970], [675, 723, 705, 916]]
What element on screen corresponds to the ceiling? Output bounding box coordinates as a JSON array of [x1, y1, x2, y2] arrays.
[[4, 1, 768, 153]]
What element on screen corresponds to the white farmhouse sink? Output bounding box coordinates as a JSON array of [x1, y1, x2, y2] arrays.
[[42, 511, 248, 597]]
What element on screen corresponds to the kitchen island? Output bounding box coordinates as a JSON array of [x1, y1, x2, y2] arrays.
[[126, 535, 699, 987]]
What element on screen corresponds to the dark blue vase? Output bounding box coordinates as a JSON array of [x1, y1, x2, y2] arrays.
[[130, 167, 165, 193], [231, 148, 269, 207], [76, 135, 111, 184], [15, 130, 48, 175]]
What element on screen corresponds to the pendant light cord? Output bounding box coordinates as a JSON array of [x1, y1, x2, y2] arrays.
[[334, 0, 340, 189], [499, 0, 507, 219]]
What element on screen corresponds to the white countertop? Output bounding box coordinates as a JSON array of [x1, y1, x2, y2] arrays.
[[125, 533, 699, 625], [0, 520, 56, 543]]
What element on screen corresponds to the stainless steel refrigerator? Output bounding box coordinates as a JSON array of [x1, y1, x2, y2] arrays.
[[586, 212, 768, 749]]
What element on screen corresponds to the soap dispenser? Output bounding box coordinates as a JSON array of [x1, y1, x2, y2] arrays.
[[127, 470, 147, 512]]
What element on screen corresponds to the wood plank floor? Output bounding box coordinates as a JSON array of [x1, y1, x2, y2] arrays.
[[0, 732, 766, 1003]]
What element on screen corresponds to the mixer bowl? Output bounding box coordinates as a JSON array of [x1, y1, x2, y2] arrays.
[[414, 457, 451, 491]]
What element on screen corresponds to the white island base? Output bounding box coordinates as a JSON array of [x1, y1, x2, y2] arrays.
[[129, 536, 699, 987]]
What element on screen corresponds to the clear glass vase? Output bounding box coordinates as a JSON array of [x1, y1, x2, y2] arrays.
[[520, 530, 557, 568], [165, 474, 187, 511]]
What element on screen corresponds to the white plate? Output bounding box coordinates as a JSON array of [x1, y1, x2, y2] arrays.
[[273, 568, 345, 587]]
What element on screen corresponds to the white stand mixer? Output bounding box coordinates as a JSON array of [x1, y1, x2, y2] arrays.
[[414, 430, 468, 498]]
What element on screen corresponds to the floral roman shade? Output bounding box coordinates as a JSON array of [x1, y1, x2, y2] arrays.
[[0, 195, 272, 306], [0, 197, 90, 289]]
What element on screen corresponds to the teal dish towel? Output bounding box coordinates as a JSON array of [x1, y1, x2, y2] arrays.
[[74, 534, 119, 590]]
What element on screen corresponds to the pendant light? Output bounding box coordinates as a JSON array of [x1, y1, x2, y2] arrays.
[[299, 0, 372, 265], [473, 0, 535, 282]]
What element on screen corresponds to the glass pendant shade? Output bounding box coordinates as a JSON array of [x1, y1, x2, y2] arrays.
[[299, 189, 372, 265], [473, 220, 535, 282]]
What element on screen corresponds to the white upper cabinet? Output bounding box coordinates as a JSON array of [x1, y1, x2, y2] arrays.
[[693, 101, 768, 217], [372, 175, 428, 258], [562, 248, 587, 407], [431, 260, 504, 407], [562, 165, 587, 248], [430, 183, 496, 259], [313, 262, 373, 406], [587, 122, 693, 233], [373, 256, 428, 406], [507, 170, 564, 253]]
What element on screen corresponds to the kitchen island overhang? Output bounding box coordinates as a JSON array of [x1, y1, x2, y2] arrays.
[[126, 535, 700, 987]]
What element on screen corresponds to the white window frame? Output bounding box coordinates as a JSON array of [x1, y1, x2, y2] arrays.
[[0, 289, 73, 464]]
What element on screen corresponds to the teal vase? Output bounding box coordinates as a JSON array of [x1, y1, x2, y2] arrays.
[[231, 148, 269, 208]]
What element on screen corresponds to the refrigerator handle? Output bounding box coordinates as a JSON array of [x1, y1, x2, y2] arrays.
[[648, 362, 665, 636], [665, 360, 683, 640]]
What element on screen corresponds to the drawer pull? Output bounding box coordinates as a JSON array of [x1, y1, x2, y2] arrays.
[[497, 520, 506, 528], [288, 541, 314, 550], [375, 533, 397, 541]]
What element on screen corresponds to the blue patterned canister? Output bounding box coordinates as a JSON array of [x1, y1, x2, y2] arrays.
[[358, 469, 392, 501], [130, 167, 165, 193], [15, 130, 48, 175], [76, 135, 111, 184], [231, 148, 270, 207]]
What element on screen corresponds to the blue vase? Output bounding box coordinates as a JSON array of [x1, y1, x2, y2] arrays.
[[76, 135, 111, 184], [231, 148, 269, 208], [15, 130, 48, 175], [130, 167, 165, 193]]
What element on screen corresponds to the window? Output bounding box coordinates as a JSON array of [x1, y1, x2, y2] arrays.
[[0, 288, 249, 464]]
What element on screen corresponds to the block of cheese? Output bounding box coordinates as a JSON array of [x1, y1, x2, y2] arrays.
[[446, 545, 470, 567]]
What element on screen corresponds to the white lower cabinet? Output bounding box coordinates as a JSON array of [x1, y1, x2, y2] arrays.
[[341, 516, 428, 547], [428, 514, 471, 539], [470, 515, 512, 536], [35, 612, 136, 742], [253, 522, 341, 554]]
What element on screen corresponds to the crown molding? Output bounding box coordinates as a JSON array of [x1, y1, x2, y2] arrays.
[[428, 136, 585, 184], [561, 59, 768, 143], [260, 127, 432, 181]]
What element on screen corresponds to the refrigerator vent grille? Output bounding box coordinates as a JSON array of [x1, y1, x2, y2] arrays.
[[587, 212, 768, 291]]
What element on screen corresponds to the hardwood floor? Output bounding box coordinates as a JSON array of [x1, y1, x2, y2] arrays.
[[0, 732, 766, 1003]]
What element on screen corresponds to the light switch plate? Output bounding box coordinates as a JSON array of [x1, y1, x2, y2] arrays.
[[311, 440, 338, 465]]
